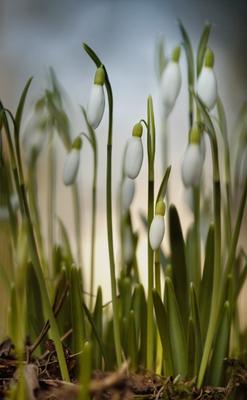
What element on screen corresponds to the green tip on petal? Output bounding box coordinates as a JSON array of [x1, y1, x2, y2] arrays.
[[155, 200, 166, 216], [132, 122, 143, 137], [171, 46, 181, 63], [189, 122, 203, 144], [72, 136, 82, 150], [94, 66, 105, 85], [204, 48, 214, 68]]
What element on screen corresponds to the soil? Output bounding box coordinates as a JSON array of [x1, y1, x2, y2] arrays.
[[0, 339, 247, 399]]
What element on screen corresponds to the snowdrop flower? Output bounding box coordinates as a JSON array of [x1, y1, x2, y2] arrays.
[[63, 136, 82, 186], [149, 201, 166, 251], [121, 177, 135, 211], [124, 122, 143, 179], [181, 124, 204, 188], [197, 48, 217, 110], [87, 66, 105, 129], [160, 46, 182, 115]]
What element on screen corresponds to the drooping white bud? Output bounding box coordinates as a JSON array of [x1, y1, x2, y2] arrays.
[[121, 177, 135, 211], [181, 144, 203, 188], [197, 48, 217, 110], [149, 201, 166, 251], [63, 136, 82, 186], [160, 46, 181, 115], [87, 66, 105, 129], [124, 123, 143, 179]]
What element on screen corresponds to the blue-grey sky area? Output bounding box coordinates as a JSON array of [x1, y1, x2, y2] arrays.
[[0, 0, 246, 295]]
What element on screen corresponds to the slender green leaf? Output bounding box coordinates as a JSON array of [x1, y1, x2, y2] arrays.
[[165, 278, 188, 376], [197, 23, 211, 77], [189, 283, 202, 372], [178, 20, 194, 88], [92, 286, 103, 368], [156, 165, 171, 204], [15, 77, 33, 133], [199, 225, 214, 340], [168, 205, 188, 327], [118, 277, 132, 320], [83, 298, 109, 368], [78, 341, 92, 400], [153, 289, 173, 376], [0, 262, 11, 294], [207, 301, 230, 386], [133, 284, 147, 367], [127, 310, 137, 371], [70, 267, 85, 353]]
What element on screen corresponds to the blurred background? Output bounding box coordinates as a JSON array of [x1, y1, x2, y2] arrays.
[[0, 0, 246, 328]]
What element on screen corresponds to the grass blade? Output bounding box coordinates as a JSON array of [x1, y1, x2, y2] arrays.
[[197, 23, 211, 77], [153, 289, 173, 376], [165, 278, 188, 376], [168, 205, 188, 328]]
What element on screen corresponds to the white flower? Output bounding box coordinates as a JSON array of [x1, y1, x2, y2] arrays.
[[124, 137, 143, 179], [87, 66, 105, 129], [149, 215, 165, 251], [63, 136, 82, 186], [149, 201, 166, 251], [181, 143, 203, 188], [197, 68, 217, 110], [160, 47, 181, 115], [121, 177, 135, 211], [197, 48, 217, 110], [200, 133, 206, 161]]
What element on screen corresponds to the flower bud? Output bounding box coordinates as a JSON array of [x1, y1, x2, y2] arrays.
[[160, 46, 181, 115], [149, 201, 166, 250], [87, 66, 105, 129], [197, 48, 217, 110], [121, 177, 135, 211], [63, 136, 82, 186], [181, 143, 203, 188], [124, 124, 143, 179]]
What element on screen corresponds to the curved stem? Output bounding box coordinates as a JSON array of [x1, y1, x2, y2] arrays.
[[89, 141, 97, 310], [83, 43, 122, 367], [146, 96, 155, 370]]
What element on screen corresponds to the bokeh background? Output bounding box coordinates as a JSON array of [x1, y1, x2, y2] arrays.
[[0, 0, 246, 330]]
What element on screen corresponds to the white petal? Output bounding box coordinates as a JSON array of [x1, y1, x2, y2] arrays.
[[149, 215, 165, 251], [87, 84, 105, 129], [124, 137, 143, 179], [181, 144, 203, 188], [121, 177, 135, 211], [161, 61, 181, 113], [63, 149, 80, 186], [197, 67, 217, 110]]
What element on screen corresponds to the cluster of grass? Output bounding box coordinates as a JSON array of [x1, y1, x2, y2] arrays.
[[0, 22, 246, 399]]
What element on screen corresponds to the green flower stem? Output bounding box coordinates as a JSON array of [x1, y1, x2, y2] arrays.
[[196, 98, 221, 388], [217, 97, 232, 246], [89, 137, 97, 310], [2, 106, 69, 381], [83, 43, 122, 367], [154, 250, 161, 295], [48, 136, 56, 279], [147, 96, 155, 371], [192, 187, 201, 291], [72, 184, 82, 266]]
